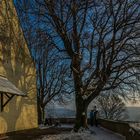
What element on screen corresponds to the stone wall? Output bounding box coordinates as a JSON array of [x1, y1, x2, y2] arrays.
[[98, 119, 140, 140], [50, 118, 140, 140]]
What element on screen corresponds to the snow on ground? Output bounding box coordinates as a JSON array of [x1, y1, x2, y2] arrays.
[[39, 124, 74, 129], [39, 124, 53, 129], [38, 132, 93, 140], [38, 126, 125, 140], [129, 123, 140, 132]]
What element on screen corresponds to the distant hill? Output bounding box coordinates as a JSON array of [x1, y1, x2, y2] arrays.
[[46, 108, 75, 118], [45, 106, 140, 122], [126, 107, 140, 122]]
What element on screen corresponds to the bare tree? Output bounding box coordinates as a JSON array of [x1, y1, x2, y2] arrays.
[[96, 94, 128, 120], [29, 31, 72, 124], [36, 44, 72, 123], [15, 0, 140, 130], [15, 2, 73, 124]]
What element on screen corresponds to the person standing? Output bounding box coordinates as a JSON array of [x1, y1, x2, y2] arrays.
[[93, 106, 99, 127], [90, 110, 94, 126]]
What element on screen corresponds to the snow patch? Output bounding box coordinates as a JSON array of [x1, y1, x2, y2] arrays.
[[38, 133, 95, 140], [129, 123, 140, 133], [37, 126, 125, 140], [38, 128, 95, 140]]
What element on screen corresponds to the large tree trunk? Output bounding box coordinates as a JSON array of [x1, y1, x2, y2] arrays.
[[72, 54, 89, 131], [37, 97, 45, 124], [37, 97, 42, 124], [74, 94, 88, 131], [41, 106, 45, 123], [37, 105, 42, 124]]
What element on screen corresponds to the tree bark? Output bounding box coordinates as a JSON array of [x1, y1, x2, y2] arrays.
[[74, 94, 88, 131], [41, 106, 45, 123], [37, 97, 42, 124], [72, 54, 89, 131], [37, 106, 42, 124], [37, 97, 45, 124]]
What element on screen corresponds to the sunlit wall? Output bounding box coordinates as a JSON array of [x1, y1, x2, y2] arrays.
[[0, 0, 38, 134]]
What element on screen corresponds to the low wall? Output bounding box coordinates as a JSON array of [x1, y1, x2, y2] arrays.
[[52, 118, 75, 124], [45, 118, 140, 140], [53, 118, 140, 140], [98, 119, 140, 140]]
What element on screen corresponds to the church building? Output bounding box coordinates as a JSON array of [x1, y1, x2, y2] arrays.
[[0, 0, 38, 134]]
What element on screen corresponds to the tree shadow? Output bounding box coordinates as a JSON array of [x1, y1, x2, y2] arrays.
[[0, 0, 37, 133]]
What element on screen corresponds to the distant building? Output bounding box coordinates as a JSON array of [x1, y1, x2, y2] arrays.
[[0, 0, 38, 134]]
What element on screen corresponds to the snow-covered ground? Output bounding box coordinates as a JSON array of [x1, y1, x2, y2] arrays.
[[38, 126, 125, 140], [129, 123, 140, 132]]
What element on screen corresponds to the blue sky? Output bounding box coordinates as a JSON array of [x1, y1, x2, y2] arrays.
[[13, 0, 140, 107]]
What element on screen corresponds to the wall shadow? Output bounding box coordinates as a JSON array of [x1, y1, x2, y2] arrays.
[[0, 0, 38, 134]]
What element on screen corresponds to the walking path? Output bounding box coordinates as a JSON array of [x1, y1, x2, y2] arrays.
[[5, 124, 125, 140], [38, 125, 125, 140], [89, 126, 125, 140]]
